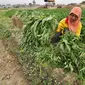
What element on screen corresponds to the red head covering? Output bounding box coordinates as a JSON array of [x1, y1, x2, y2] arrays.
[[68, 7, 82, 32]]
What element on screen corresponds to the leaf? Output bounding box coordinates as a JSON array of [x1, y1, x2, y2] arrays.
[[69, 63, 74, 72], [80, 67, 85, 72]]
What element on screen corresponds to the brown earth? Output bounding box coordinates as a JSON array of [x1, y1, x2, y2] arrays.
[[0, 40, 29, 85], [11, 16, 23, 28]]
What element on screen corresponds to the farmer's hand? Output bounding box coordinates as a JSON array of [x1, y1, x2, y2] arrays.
[[51, 31, 62, 44], [63, 28, 69, 33]]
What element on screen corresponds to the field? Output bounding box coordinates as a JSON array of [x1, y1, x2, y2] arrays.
[[0, 8, 85, 85]]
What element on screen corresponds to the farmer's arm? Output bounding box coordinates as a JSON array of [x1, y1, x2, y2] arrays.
[[51, 18, 67, 43], [56, 18, 68, 33]]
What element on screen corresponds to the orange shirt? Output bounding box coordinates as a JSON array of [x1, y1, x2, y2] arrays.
[[56, 18, 82, 36]]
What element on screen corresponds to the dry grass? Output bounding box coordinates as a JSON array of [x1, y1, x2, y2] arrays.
[[12, 16, 23, 28]]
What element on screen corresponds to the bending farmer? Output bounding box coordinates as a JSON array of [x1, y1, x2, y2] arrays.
[[51, 6, 82, 43]]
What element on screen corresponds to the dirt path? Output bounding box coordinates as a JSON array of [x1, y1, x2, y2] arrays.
[[0, 40, 29, 85]]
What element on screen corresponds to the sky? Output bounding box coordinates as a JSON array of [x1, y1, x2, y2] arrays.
[[0, 0, 84, 5]]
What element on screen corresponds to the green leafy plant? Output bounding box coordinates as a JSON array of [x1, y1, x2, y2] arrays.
[[0, 23, 11, 39]]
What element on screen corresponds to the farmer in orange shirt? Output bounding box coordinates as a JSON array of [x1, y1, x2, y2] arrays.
[[51, 6, 82, 43]]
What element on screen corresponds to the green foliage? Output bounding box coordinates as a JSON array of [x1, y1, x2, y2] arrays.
[[0, 23, 11, 39], [56, 32, 85, 78], [19, 9, 85, 84], [0, 8, 85, 84], [20, 11, 58, 52], [4, 9, 17, 18]]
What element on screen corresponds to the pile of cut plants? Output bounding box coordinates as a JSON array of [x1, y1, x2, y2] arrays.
[[17, 10, 85, 85]]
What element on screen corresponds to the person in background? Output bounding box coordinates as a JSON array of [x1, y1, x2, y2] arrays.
[[51, 6, 82, 43]]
